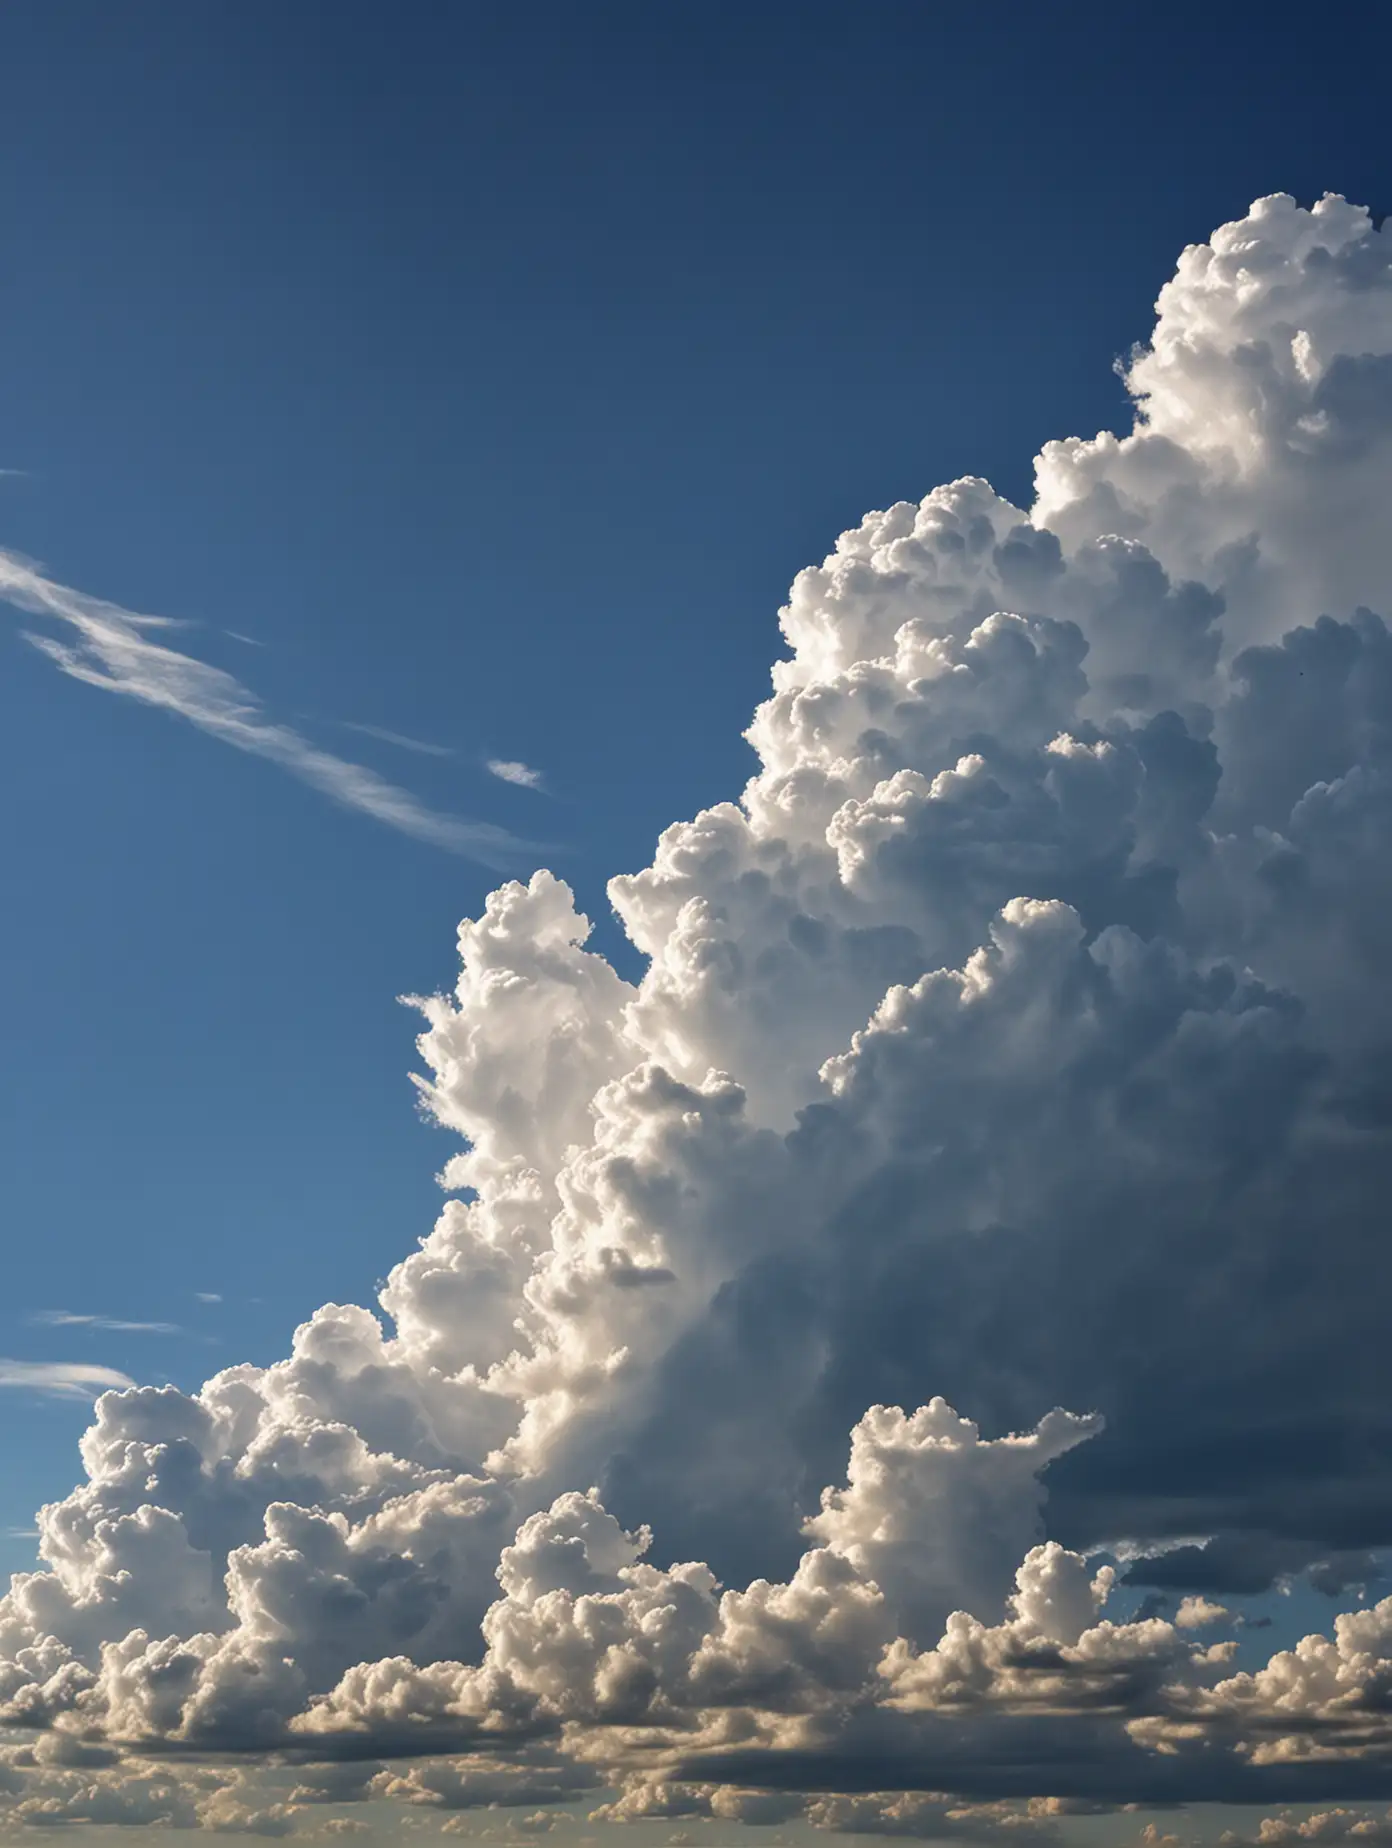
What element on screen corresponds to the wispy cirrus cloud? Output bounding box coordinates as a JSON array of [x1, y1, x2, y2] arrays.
[[486, 756, 545, 790], [0, 1360, 134, 1400], [342, 720, 454, 758], [0, 550, 528, 869], [30, 1310, 184, 1336]]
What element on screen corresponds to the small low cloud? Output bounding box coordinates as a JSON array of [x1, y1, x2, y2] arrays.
[[195, 1292, 223, 1304], [343, 721, 454, 758], [0, 1360, 134, 1399], [487, 757, 544, 790], [30, 1310, 184, 1336], [1175, 1596, 1231, 1629]]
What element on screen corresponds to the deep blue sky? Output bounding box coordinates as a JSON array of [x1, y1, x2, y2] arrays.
[[1, 0, 1388, 1558]]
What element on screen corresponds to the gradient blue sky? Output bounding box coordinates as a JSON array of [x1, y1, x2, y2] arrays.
[[1, 0, 1389, 1567]]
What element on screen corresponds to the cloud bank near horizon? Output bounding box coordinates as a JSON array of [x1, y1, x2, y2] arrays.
[[4, 193, 1392, 1839]]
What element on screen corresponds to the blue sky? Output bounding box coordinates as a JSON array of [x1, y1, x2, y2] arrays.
[[0, 0, 1385, 1539], [3, 8, 1392, 1833]]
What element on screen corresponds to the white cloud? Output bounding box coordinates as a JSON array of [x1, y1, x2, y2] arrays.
[[487, 758, 545, 789], [1223, 1811, 1392, 1847], [342, 721, 455, 758], [0, 1360, 134, 1399], [0, 552, 527, 867], [31, 1311, 184, 1336], [1174, 1596, 1230, 1630], [3, 193, 1392, 1823]]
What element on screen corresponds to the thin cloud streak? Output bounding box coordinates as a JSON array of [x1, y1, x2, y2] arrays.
[[30, 1311, 185, 1336], [0, 550, 528, 869], [0, 1360, 134, 1400], [342, 720, 454, 758]]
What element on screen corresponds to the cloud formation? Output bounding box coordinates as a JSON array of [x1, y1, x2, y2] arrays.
[[31, 1312, 185, 1337], [0, 1361, 135, 1400], [341, 721, 455, 758], [0, 553, 525, 866], [487, 758, 545, 789], [3, 193, 1392, 1833]]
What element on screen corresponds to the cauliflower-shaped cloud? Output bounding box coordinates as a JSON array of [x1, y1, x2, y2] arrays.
[[5, 192, 1392, 1831]]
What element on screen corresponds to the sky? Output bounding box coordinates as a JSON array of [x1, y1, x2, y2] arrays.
[[4, 2, 1392, 1845]]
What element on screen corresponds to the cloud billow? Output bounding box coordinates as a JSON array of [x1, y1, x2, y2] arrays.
[[4, 192, 1392, 1832]]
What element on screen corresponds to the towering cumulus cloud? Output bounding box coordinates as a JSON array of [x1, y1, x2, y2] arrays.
[[5, 193, 1392, 1834]]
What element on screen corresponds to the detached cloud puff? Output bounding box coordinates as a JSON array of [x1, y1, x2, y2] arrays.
[[487, 757, 545, 789], [3, 193, 1392, 1831]]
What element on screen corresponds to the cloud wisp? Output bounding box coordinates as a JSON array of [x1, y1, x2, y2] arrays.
[[3, 194, 1392, 1833], [0, 1359, 135, 1399], [341, 720, 455, 758], [29, 1311, 185, 1336], [0, 552, 529, 868]]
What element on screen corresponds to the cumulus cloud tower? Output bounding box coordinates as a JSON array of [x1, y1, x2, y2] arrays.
[[4, 193, 1392, 1818]]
